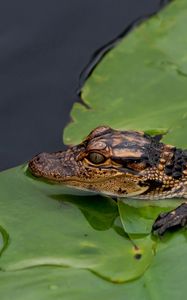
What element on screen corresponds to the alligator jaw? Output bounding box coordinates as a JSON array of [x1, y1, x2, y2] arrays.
[[28, 150, 150, 197]]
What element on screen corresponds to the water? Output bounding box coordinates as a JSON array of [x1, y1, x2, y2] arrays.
[[0, 0, 167, 171]]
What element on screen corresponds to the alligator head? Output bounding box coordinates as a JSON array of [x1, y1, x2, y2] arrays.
[[28, 126, 187, 199]]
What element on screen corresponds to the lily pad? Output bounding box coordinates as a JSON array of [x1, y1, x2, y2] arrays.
[[51, 193, 118, 231], [0, 233, 187, 300], [0, 225, 9, 260], [118, 198, 185, 235], [64, 0, 187, 149], [0, 232, 4, 256], [0, 166, 154, 283]]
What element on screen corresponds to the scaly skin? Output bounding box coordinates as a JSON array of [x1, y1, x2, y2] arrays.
[[29, 126, 187, 235]]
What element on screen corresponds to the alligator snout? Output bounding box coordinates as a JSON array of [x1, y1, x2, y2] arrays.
[[28, 152, 53, 177], [28, 149, 82, 182]]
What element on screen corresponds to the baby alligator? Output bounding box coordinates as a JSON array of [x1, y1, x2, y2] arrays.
[[29, 126, 187, 235]]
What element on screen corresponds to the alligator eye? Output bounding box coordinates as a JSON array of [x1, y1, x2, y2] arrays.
[[88, 152, 106, 164]]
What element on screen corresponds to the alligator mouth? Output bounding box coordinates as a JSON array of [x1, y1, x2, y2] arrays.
[[28, 166, 138, 184], [62, 177, 149, 198]]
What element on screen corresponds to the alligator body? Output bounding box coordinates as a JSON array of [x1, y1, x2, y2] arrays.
[[29, 126, 187, 235]]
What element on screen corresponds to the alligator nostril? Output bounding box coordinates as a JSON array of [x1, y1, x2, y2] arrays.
[[33, 153, 49, 165], [35, 155, 44, 164]]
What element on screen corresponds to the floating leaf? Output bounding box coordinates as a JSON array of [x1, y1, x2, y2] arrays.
[[0, 166, 154, 283], [0, 233, 187, 300], [118, 199, 185, 235], [64, 0, 187, 149]]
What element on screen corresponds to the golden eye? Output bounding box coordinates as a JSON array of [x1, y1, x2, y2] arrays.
[[88, 152, 106, 164]]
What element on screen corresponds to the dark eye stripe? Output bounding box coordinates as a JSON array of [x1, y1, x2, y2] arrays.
[[111, 156, 150, 169], [111, 156, 142, 164]]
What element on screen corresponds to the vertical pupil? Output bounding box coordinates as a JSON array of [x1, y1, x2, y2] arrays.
[[89, 152, 105, 163]]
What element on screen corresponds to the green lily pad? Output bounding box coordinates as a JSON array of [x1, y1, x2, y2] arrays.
[[51, 193, 118, 231], [0, 225, 9, 260], [118, 199, 185, 235], [0, 233, 187, 300], [0, 165, 154, 283], [0, 232, 4, 256], [64, 0, 187, 149]]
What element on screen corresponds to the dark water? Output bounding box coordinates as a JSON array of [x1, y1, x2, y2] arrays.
[[0, 0, 165, 171]]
